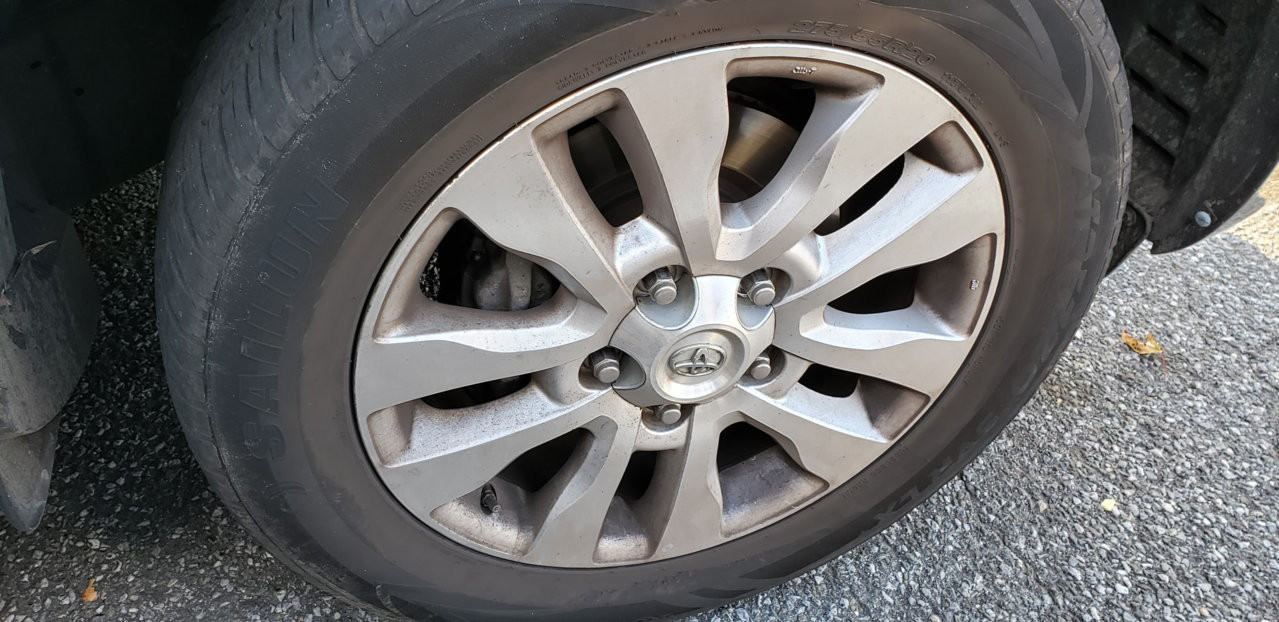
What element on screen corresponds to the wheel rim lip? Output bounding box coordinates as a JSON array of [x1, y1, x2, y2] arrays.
[[352, 42, 1008, 568]]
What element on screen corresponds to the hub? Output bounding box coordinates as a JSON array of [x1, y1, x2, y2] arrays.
[[610, 274, 774, 406]]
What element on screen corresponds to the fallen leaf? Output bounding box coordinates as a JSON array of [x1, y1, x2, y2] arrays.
[[1100, 498, 1118, 513], [82, 578, 99, 603], [1121, 332, 1165, 355]]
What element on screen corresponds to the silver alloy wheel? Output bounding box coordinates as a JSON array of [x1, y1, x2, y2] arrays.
[[355, 44, 1006, 568]]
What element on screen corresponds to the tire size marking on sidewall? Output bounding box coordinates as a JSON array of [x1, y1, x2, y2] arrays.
[[554, 26, 726, 92], [790, 20, 938, 67]]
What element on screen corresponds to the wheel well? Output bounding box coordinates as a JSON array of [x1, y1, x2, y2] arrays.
[[0, 0, 223, 209]]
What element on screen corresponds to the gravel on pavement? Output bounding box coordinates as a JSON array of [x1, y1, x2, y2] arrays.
[[0, 169, 1275, 622]]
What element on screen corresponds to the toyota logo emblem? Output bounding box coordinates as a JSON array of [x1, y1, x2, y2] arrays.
[[669, 345, 727, 378]]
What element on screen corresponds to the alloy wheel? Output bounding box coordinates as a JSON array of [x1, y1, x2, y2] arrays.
[[354, 43, 1006, 568]]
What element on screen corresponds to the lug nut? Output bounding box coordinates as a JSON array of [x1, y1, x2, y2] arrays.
[[589, 349, 622, 384], [748, 353, 772, 380], [740, 270, 777, 306], [656, 404, 684, 425], [641, 268, 679, 305]]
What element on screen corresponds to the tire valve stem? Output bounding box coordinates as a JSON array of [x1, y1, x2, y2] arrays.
[[480, 483, 502, 515]]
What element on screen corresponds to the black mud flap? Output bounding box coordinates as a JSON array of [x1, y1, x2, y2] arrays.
[[0, 172, 98, 531], [0, 416, 60, 531], [1104, 0, 1279, 266]]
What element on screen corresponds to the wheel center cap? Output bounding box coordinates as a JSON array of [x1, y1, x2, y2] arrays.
[[609, 274, 774, 406]]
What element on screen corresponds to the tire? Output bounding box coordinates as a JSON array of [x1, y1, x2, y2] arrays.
[[155, 1, 1131, 620]]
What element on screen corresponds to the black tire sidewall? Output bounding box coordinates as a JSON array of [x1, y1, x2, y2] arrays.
[[195, 1, 1125, 619]]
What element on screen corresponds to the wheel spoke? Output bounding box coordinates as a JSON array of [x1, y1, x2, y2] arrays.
[[605, 53, 734, 272], [355, 293, 608, 414], [370, 384, 629, 516], [775, 307, 971, 399], [437, 129, 633, 314], [644, 407, 727, 553], [732, 387, 888, 486], [780, 157, 1002, 307], [721, 71, 962, 269], [523, 418, 638, 565]]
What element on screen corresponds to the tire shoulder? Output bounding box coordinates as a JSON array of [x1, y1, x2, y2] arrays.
[[155, 0, 419, 617]]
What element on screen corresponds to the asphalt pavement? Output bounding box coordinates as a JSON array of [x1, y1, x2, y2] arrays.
[[1, 169, 1276, 622]]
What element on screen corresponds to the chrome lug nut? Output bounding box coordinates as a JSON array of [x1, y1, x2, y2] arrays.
[[748, 353, 772, 380], [740, 270, 777, 306], [641, 267, 679, 305], [589, 349, 622, 384], [656, 404, 684, 425]]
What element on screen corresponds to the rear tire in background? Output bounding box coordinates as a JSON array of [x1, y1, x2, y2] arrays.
[[156, 1, 1130, 620]]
